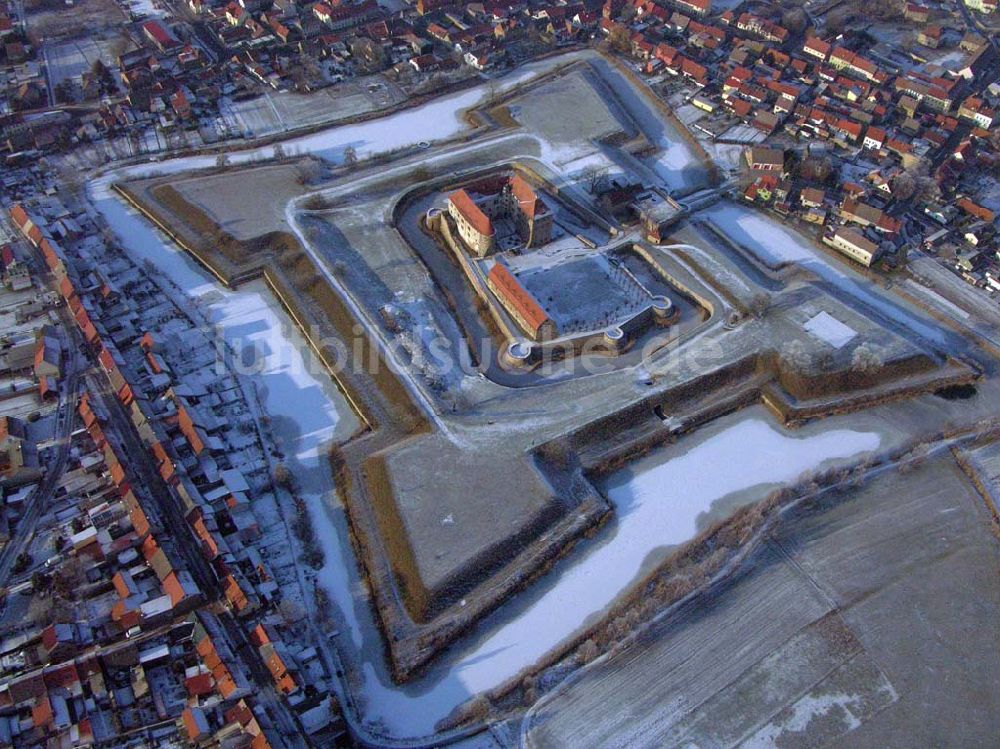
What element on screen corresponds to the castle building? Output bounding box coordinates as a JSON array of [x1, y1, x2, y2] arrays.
[[447, 174, 554, 257], [487, 262, 556, 341]]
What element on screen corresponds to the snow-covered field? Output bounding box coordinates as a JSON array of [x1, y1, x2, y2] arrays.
[[116, 54, 580, 182], [86, 65, 885, 740], [708, 203, 948, 345], [87, 163, 887, 738], [127, 0, 165, 17], [709, 203, 813, 266], [356, 414, 880, 734]]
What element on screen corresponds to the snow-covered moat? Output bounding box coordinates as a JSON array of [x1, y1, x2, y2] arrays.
[[707, 203, 947, 345], [89, 174, 894, 737], [87, 62, 884, 740]]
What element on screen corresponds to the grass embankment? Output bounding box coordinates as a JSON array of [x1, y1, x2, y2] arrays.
[[362, 452, 434, 621]]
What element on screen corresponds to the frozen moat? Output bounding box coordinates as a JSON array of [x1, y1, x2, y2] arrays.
[[81, 169, 888, 734], [86, 61, 882, 741]]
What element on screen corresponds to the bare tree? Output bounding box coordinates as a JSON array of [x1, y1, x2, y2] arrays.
[[278, 598, 305, 625], [576, 638, 600, 664], [780, 340, 813, 372], [584, 165, 608, 194], [52, 561, 84, 599], [891, 170, 917, 201], [295, 159, 323, 185], [521, 675, 538, 706], [273, 463, 294, 489], [748, 292, 771, 319], [825, 7, 854, 34], [796, 155, 834, 183], [781, 8, 808, 34], [608, 24, 631, 53], [851, 343, 886, 373], [485, 79, 500, 105], [915, 175, 940, 203]]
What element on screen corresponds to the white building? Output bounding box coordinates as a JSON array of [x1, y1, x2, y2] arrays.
[[824, 228, 881, 267]]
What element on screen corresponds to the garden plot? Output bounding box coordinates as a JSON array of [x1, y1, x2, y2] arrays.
[[24, 0, 125, 38], [44, 36, 128, 88], [717, 123, 768, 145], [126, 53, 591, 177], [125, 0, 165, 17]]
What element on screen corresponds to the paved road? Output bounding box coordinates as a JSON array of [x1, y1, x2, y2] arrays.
[[85, 372, 309, 748], [0, 363, 80, 589]]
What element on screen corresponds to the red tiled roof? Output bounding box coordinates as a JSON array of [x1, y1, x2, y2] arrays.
[[958, 197, 995, 223], [250, 623, 271, 647], [226, 700, 255, 727], [804, 37, 830, 56], [488, 263, 549, 334], [142, 20, 175, 46], [831, 46, 854, 63], [43, 663, 79, 689], [182, 708, 208, 741], [217, 672, 239, 698], [865, 126, 886, 143], [510, 174, 545, 217], [185, 672, 215, 697], [162, 570, 188, 606], [680, 56, 707, 82], [449, 189, 494, 237], [32, 695, 53, 728], [734, 98, 754, 116], [8, 204, 30, 230], [655, 42, 678, 64]]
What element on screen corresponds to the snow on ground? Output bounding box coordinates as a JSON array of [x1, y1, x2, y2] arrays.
[[703, 141, 745, 174], [127, 0, 165, 16], [804, 311, 857, 349], [539, 145, 623, 182], [87, 72, 883, 739], [90, 173, 367, 656], [707, 203, 948, 345], [210, 282, 350, 457], [113, 54, 583, 182], [350, 416, 879, 735], [709, 203, 813, 265], [653, 140, 700, 185], [91, 164, 893, 739], [89, 179, 352, 456], [588, 59, 702, 192], [904, 278, 970, 320]]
